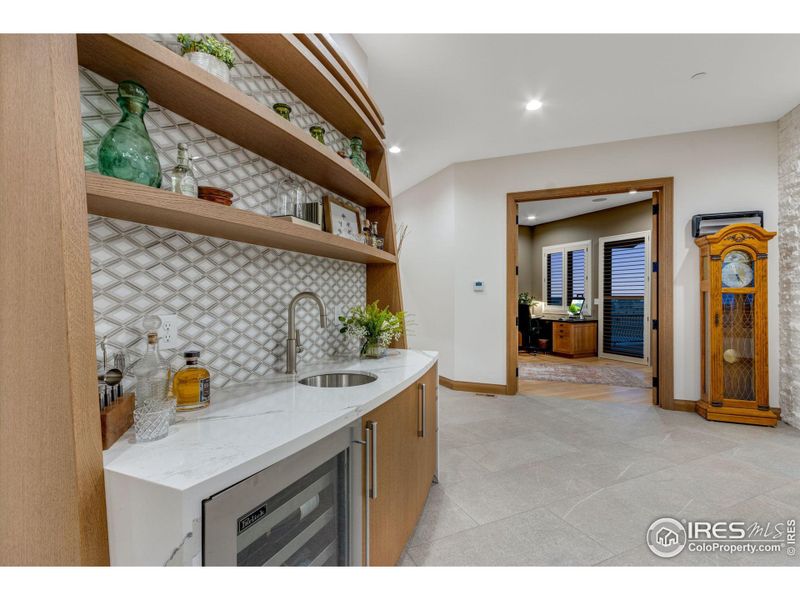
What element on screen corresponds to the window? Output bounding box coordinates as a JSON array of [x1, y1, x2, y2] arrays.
[[542, 241, 591, 314]]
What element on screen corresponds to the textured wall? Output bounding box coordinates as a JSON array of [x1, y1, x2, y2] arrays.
[[83, 35, 367, 387], [778, 105, 800, 428]]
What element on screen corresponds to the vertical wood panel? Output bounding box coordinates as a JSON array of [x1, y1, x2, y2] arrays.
[[0, 35, 109, 565]]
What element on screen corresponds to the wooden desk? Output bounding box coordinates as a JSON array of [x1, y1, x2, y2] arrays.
[[551, 319, 598, 358]]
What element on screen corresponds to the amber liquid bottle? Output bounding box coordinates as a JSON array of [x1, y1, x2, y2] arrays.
[[173, 350, 211, 411]]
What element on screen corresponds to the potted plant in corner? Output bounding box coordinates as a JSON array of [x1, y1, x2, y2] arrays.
[[339, 301, 405, 358], [177, 34, 236, 83]]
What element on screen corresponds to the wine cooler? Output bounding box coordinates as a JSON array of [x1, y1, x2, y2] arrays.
[[202, 425, 363, 566]]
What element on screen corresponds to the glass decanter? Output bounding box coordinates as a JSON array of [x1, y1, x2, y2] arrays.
[[349, 137, 371, 179], [132, 316, 170, 411], [97, 80, 162, 188], [166, 142, 198, 197]]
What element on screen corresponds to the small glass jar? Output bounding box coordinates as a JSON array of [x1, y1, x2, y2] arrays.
[[273, 103, 292, 120], [309, 125, 325, 144], [172, 350, 211, 411]]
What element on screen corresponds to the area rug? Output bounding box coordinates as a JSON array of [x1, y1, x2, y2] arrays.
[[518, 362, 651, 388]]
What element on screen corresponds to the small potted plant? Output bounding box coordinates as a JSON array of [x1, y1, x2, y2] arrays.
[[177, 34, 236, 83], [518, 292, 535, 306], [339, 301, 405, 358]]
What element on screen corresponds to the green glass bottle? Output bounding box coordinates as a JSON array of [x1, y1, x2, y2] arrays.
[[349, 136, 371, 179], [97, 81, 162, 188]]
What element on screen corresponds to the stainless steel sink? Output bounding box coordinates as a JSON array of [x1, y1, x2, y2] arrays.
[[298, 371, 377, 388]]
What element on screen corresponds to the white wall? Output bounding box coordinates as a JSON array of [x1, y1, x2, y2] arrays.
[[397, 123, 779, 403], [394, 165, 456, 378]]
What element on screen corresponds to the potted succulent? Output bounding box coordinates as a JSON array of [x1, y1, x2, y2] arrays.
[[339, 301, 405, 358], [177, 34, 236, 83]]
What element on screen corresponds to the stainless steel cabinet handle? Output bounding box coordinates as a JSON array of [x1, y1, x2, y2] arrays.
[[356, 437, 370, 566], [418, 383, 426, 437], [367, 421, 378, 499]]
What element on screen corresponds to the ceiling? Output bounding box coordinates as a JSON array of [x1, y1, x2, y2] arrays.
[[518, 192, 652, 225], [356, 34, 800, 194]]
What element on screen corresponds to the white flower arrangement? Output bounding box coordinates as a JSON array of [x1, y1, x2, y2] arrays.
[[339, 302, 405, 357]]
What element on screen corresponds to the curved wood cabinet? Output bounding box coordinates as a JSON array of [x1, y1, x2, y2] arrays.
[[361, 363, 438, 566]]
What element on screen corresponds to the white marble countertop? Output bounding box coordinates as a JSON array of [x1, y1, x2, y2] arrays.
[[102, 349, 437, 565]]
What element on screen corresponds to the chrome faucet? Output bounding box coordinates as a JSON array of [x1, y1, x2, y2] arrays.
[[286, 291, 328, 374]]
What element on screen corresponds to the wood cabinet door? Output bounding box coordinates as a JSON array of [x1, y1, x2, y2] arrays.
[[362, 381, 419, 566], [574, 323, 598, 354]]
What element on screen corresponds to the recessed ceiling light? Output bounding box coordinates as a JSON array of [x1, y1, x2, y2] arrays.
[[388, 145, 401, 154], [527, 215, 536, 220], [525, 99, 543, 111], [592, 197, 608, 203], [629, 190, 638, 194], [691, 71, 707, 80]]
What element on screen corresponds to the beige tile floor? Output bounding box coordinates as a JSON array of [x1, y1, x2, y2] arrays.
[[401, 387, 800, 566]]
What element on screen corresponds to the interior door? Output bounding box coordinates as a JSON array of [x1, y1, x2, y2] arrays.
[[598, 231, 651, 365]]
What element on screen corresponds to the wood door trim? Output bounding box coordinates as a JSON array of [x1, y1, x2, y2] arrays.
[[507, 177, 675, 409]]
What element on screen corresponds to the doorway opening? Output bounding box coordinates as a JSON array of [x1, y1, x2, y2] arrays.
[[507, 178, 675, 410]]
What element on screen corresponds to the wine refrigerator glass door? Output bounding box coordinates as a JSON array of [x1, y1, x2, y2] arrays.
[[202, 425, 362, 566]]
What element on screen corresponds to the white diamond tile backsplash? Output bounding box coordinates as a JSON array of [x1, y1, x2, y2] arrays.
[[82, 34, 369, 387], [90, 218, 364, 388]]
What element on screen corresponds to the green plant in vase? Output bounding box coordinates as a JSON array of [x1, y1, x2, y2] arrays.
[[177, 34, 236, 83], [339, 301, 405, 358]]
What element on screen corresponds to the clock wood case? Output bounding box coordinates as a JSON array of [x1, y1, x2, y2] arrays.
[[695, 223, 777, 426]]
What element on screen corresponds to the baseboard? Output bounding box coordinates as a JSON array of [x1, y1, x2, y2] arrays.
[[671, 399, 697, 413], [439, 376, 509, 395], [670, 398, 782, 419]]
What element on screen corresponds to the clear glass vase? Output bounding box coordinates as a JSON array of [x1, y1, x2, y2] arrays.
[[360, 339, 387, 359], [97, 81, 162, 188]]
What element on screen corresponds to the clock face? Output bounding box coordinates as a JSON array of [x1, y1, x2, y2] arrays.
[[721, 250, 754, 288]]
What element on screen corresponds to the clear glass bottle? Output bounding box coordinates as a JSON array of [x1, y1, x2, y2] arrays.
[[173, 350, 211, 411], [370, 221, 384, 250], [167, 142, 198, 197], [362, 218, 372, 246], [349, 137, 371, 179], [97, 81, 162, 188], [133, 316, 170, 411]]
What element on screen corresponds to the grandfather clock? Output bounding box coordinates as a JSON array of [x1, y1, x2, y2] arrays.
[[696, 223, 777, 426]]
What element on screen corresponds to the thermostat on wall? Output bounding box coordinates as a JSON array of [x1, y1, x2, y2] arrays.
[[473, 281, 485, 292]]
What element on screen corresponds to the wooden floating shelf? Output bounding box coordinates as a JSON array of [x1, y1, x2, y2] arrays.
[[316, 34, 385, 127], [85, 173, 397, 265], [76, 34, 391, 209], [226, 34, 385, 153]]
